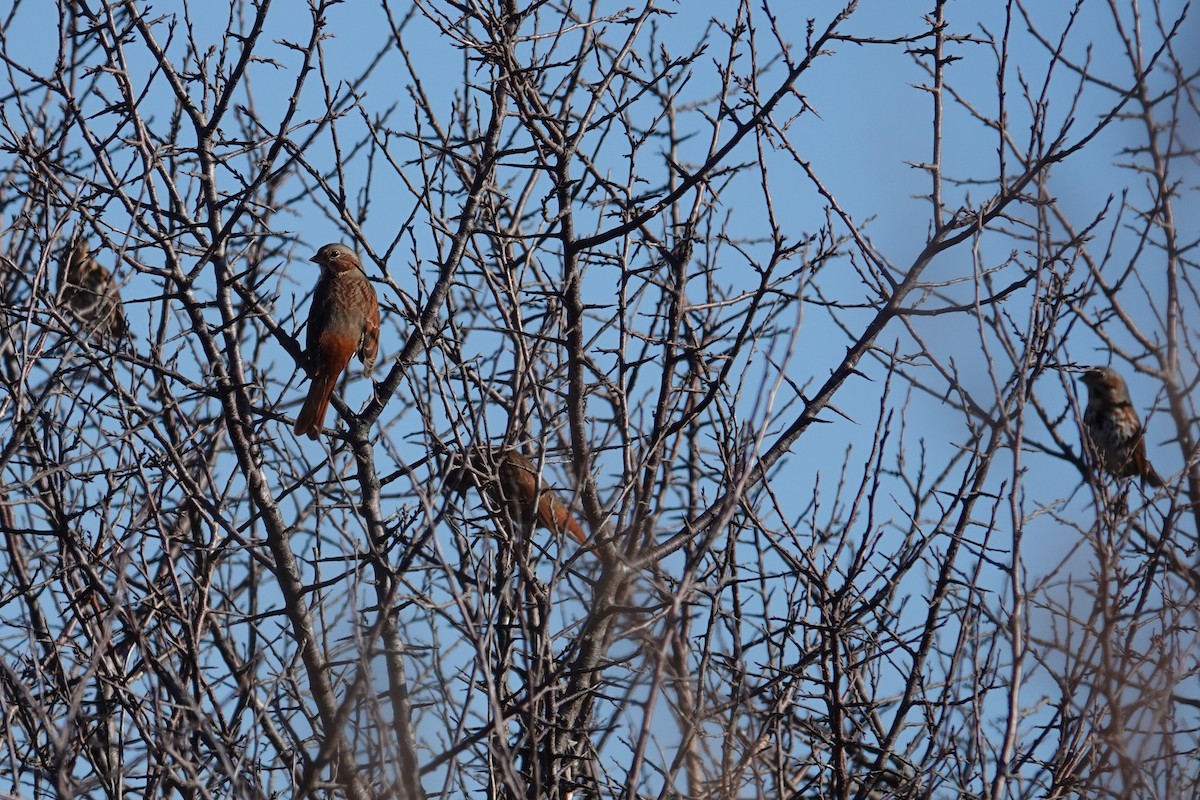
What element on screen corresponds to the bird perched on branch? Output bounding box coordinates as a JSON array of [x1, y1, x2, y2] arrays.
[[59, 239, 128, 339], [294, 243, 380, 440], [445, 446, 587, 544], [1078, 366, 1163, 488]]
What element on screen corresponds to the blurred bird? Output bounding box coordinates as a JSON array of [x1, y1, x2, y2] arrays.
[[445, 446, 587, 544], [59, 239, 128, 339], [1079, 366, 1163, 487], [294, 243, 380, 440]]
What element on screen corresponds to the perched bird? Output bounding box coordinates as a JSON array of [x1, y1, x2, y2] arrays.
[[1079, 366, 1163, 487], [59, 239, 128, 339], [445, 447, 587, 543], [293, 243, 380, 440]]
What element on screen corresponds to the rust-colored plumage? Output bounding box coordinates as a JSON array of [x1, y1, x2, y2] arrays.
[[60, 239, 128, 339], [294, 243, 380, 440], [447, 447, 586, 544], [1079, 366, 1162, 488]]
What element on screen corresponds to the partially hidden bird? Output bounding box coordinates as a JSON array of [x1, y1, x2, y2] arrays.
[[1079, 366, 1163, 487], [60, 239, 128, 339], [446, 447, 587, 543], [293, 243, 380, 440]]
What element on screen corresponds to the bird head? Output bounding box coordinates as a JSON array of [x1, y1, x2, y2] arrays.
[[1079, 366, 1131, 403], [311, 243, 359, 274]]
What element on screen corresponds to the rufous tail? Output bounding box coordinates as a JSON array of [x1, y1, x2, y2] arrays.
[[541, 495, 587, 543], [1144, 465, 1164, 488], [294, 373, 335, 440]]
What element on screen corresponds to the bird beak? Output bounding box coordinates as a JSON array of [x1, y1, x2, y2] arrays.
[[309, 254, 321, 264]]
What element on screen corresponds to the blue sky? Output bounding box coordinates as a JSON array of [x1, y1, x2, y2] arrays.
[[2, 0, 1196, 793]]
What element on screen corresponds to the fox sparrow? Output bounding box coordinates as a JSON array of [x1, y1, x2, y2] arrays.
[[1079, 366, 1163, 487], [59, 239, 128, 339], [293, 243, 380, 440], [445, 446, 587, 543]]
